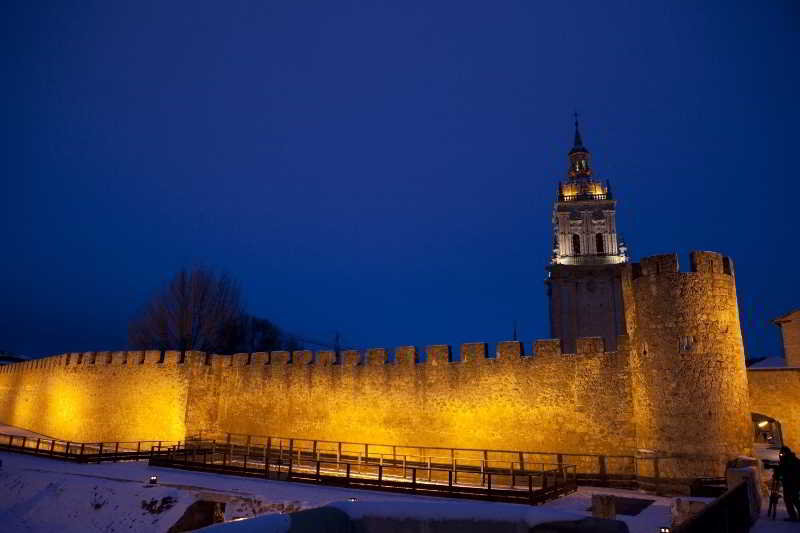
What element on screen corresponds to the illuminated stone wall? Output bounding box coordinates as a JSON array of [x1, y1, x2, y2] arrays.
[[0, 340, 636, 462], [628, 251, 753, 479], [184, 338, 636, 458], [0, 250, 782, 485], [0, 351, 189, 442], [747, 368, 800, 450], [775, 310, 800, 367]]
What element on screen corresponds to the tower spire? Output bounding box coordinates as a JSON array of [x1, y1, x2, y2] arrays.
[[568, 113, 591, 178], [573, 112, 583, 148]]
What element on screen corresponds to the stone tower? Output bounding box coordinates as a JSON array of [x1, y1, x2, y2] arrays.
[[629, 252, 753, 481], [546, 117, 629, 352]]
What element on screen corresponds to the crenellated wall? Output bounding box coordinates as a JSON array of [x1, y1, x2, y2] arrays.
[[0, 351, 190, 442], [628, 251, 753, 479], [0, 250, 776, 486], [185, 337, 635, 457], [0, 338, 635, 459]]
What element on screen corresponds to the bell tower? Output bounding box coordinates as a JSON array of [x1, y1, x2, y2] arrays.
[[551, 115, 628, 266], [546, 117, 629, 353]]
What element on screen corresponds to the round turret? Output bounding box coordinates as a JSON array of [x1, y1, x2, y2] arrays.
[[629, 251, 752, 484]]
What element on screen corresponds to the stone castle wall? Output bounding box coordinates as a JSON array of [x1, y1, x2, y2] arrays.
[[0, 339, 635, 459], [628, 251, 753, 478], [0, 250, 774, 484], [776, 311, 800, 367], [747, 368, 800, 451], [185, 338, 635, 457], [0, 351, 189, 442]]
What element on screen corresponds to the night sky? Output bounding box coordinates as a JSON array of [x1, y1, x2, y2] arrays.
[[2, 1, 797, 358]]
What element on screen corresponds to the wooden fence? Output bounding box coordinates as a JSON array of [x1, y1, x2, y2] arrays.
[[0, 432, 181, 463], [208, 431, 637, 488], [155, 440, 578, 505]]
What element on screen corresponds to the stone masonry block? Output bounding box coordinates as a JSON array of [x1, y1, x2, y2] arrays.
[[292, 350, 313, 364], [577, 337, 606, 354], [270, 351, 290, 364], [535, 339, 562, 357], [249, 352, 268, 365], [144, 350, 162, 364], [210, 354, 231, 369], [461, 342, 487, 363], [657, 254, 679, 274], [496, 341, 522, 359], [315, 350, 336, 365], [185, 351, 207, 366], [232, 353, 250, 366], [394, 346, 417, 365], [111, 351, 127, 365], [366, 348, 387, 365], [592, 494, 617, 520], [691, 250, 724, 274], [341, 350, 362, 366], [427, 345, 452, 365], [640, 253, 679, 276]]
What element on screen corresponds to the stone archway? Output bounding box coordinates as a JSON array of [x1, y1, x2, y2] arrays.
[[752, 412, 783, 464]]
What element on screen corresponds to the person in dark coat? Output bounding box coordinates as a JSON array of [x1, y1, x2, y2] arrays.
[[776, 446, 800, 521]]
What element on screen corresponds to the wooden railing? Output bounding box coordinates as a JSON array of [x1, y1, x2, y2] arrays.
[[154, 440, 578, 505], [0, 432, 182, 463], [1, 429, 715, 494], [201, 431, 638, 488]]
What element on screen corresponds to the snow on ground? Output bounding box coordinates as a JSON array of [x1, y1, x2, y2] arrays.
[[2, 450, 567, 532], [0, 449, 796, 532], [540, 485, 674, 532], [330, 498, 584, 524], [751, 500, 800, 532]]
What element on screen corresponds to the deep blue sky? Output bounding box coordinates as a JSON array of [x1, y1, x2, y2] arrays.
[[2, 1, 797, 358]]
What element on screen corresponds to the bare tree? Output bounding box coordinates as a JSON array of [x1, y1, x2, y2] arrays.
[[129, 267, 244, 353], [218, 315, 300, 354]]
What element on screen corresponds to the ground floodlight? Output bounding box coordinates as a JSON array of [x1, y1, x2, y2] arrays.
[[347, 497, 358, 502], [659, 528, 671, 533], [148, 475, 158, 485]]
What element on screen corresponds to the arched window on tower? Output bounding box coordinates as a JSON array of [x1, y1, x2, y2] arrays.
[[572, 234, 581, 255], [595, 233, 604, 254]]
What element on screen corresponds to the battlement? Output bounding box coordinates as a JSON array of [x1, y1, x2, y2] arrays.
[[633, 250, 735, 279], [0, 335, 630, 375]]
